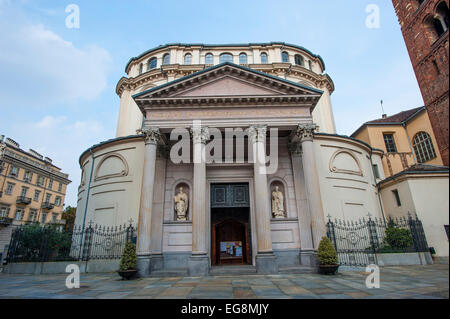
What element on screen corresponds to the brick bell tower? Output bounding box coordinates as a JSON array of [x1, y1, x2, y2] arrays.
[[392, 0, 449, 165]]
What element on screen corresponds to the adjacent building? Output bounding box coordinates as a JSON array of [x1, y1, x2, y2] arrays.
[[0, 135, 71, 259], [351, 106, 443, 177], [392, 0, 449, 165]]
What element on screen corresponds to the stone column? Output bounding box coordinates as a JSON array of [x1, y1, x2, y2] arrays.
[[296, 124, 326, 251], [249, 125, 278, 274], [136, 128, 161, 277], [188, 126, 210, 276], [149, 145, 169, 272], [289, 142, 315, 266]]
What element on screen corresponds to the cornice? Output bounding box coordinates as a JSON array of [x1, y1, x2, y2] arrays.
[[116, 63, 334, 97]]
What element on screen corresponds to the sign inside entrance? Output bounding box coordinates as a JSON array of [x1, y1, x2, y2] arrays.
[[220, 241, 243, 257]]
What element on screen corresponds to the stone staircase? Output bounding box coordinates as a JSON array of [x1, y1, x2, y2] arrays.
[[209, 265, 257, 276], [150, 268, 188, 277]]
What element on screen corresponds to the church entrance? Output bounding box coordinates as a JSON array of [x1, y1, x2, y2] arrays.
[[210, 184, 251, 266]]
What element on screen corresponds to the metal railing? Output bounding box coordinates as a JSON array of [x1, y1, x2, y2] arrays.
[[16, 196, 32, 205], [326, 213, 429, 267], [6, 221, 136, 263]]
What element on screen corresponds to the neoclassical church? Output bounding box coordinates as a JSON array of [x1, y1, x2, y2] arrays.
[[76, 43, 387, 276]]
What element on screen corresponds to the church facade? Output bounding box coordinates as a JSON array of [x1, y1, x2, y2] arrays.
[[76, 43, 386, 276]]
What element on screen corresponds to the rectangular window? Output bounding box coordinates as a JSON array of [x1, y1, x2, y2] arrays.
[[445, 225, 449, 241], [55, 196, 61, 206], [29, 209, 37, 222], [372, 164, 380, 179], [20, 186, 28, 197], [58, 182, 62, 192], [5, 182, 15, 195], [45, 193, 51, 202], [48, 179, 53, 190], [14, 209, 24, 221], [383, 133, 397, 153], [37, 175, 45, 186], [9, 166, 19, 177], [34, 190, 41, 201], [0, 206, 10, 218], [392, 189, 402, 207], [23, 171, 33, 183], [52, 213, 58, 223], [41, 212, 48, 223]]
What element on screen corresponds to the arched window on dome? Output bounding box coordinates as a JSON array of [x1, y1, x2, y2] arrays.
[[239, 53, 248, 64], [147, 57, 157, 70], [260, 52, 268, 64], [184, 53, 192, 65], [295, 54, 304, 66], [436, 2, 449, 31], [139, 63, 144, 74], [162, 53, 170, 65], [220, 53, 233, 63], [413, 131, 437, 163], [205, 53, 214, 64], [281, 51, 289, 63]]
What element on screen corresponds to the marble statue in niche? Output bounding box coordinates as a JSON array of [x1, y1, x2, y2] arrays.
[[174, 187, 189, 221], [272, 186, 285, 218]]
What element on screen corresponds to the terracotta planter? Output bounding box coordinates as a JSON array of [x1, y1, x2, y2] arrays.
[[318, 264, 339, 275], [118, 269, 137, 280]]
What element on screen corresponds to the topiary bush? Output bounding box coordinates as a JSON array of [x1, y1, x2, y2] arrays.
[[119, 242, 137, 271], [317, 236, 338, 265]]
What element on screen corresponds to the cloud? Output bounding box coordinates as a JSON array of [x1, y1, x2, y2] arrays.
[[0, 13, 112, 108]]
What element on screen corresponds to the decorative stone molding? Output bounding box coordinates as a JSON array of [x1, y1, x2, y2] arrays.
[[140, 128, 161, 145], [296, 123, 318, 141], [94, 153, 129, 181], [288, 141, 302, 156], [248, 125, 267, 144], [190, 127, 210, 144], [328, 150, 363, 177]]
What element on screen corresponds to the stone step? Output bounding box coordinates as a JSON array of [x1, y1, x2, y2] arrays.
[[278, 266, 316, 274], [150, 268, 188, 277], [209, 265, 257, 276]]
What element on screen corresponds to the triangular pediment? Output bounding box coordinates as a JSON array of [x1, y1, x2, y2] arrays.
[[134, 63, 323, 101], [171, 76, 284, 97]]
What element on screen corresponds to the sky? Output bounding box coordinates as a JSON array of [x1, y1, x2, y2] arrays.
[[0, 0, 424, 208]]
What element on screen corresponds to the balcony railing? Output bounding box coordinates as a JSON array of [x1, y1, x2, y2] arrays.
[[41, 202, 54, 210], [0, 216, 13, 226], [16, 196, 32, 205]]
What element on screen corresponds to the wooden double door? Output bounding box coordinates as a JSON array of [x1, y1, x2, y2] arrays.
[[211, 183, 251, 266]]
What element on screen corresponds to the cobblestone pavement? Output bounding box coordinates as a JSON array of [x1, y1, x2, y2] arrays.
[[0, 264, 447, 299]]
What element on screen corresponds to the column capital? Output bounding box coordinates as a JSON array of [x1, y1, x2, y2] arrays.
[[190, 126, 210, 144], [140, 128, 161, 145], [248, 125, 267, 143], [296, 123, 318, 142], [288, 142, 302, 156]]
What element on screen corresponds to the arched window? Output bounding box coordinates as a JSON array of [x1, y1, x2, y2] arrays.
[[162, 53, 170, 65], [184, 53, 192, 65], [281, 51, 289, 63], [239, 53, 248, 64], [436, 2, 449, 30], [220, 53, 233, 63], [413, 131, 437, 163], [139, 63, 143, 74], [295, 54, 304, 66], [205, 53, 214, 64], [260, 52, 268, 64], [147, 57, 157, 70]]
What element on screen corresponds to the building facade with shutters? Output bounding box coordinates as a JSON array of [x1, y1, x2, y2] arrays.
[[0, 135, 71, 260]]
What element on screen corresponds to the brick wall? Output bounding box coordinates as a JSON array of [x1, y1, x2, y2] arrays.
[[392, 0, 449, 165]]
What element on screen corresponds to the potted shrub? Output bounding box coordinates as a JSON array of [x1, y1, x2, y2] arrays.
[[317, 236, 339, 275], [118, 242, 137, 280]]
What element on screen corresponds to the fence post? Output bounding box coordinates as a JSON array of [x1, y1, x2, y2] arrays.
[[326, 215, 338, 252], [82, 222, 93, 262], [367, 215, 379, 254], [408, 213, 428, 252]]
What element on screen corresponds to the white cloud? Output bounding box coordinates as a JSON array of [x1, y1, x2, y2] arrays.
[[0, 14, 112, 108]]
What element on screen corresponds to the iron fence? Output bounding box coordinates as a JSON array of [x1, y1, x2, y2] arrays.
[[326, 213, 429, 267], [6, 221, 136, 263]]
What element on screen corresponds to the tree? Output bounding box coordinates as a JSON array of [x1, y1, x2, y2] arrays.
[[62, 206, 76, 232]]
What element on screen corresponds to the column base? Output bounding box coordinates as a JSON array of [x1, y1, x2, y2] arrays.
[[136, 255, 151, 277], [188, 254, 210, 276], [299, 249, 318, 268], [255, 253, 278, 274]]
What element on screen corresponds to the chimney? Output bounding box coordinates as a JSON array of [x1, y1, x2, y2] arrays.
[[382, 114, 387, 119], [29, 149, 44, 159], [5, 138, 19, 148], [0, 135, 4, 143]]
